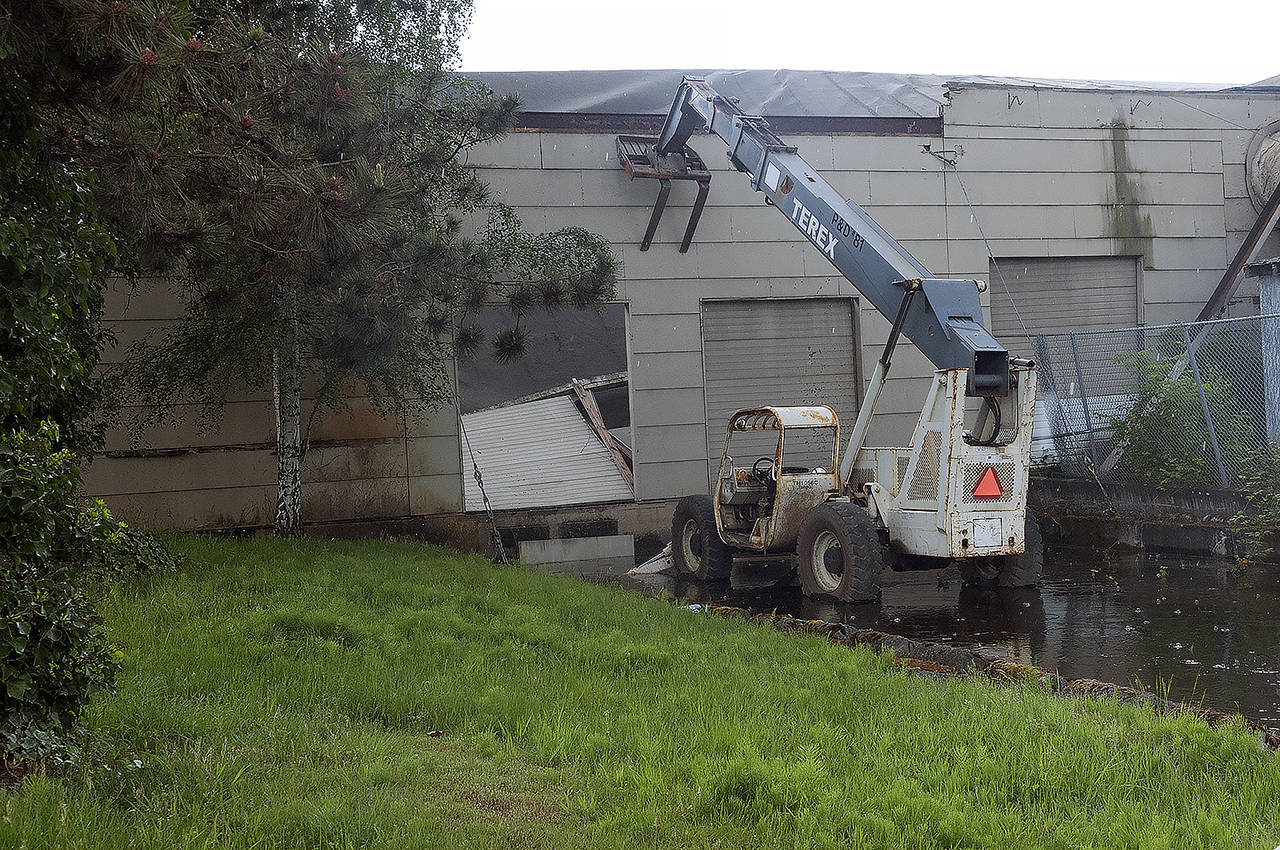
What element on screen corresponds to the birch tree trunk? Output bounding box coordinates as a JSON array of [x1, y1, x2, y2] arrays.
[[273, 287, 303, 537]]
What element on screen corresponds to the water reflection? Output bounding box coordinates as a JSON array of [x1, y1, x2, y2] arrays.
[[611, 545, 1280, 730]]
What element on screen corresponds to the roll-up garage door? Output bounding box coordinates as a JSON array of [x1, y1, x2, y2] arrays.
[[989, 256, 1140, 341], [701, 298, 858, 486]]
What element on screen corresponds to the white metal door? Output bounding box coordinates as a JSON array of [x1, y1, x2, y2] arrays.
[[989, 256, 1140, 341]]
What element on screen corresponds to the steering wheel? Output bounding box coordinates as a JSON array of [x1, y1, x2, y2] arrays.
[[751, 456, 777, 488]]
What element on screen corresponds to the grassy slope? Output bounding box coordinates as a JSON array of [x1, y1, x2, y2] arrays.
[[3, 537, 1278, 849]]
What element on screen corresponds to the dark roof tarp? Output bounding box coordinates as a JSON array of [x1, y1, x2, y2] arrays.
[[1243, 73, 1280, 90], [467, 69, 1239, 120], [468, 69, 949, 119]]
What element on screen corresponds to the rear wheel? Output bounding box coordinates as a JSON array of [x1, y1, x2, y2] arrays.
[[796, 502, 885, 602], [960, 514, 1044, 588], [671, 495, 732, 580]]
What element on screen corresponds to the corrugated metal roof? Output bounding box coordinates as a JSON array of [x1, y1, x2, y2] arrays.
[[468, 69, 1244, 120], [461, 395, 633, 512]]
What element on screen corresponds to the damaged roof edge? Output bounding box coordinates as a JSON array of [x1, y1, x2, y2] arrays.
[[473, 370, 629, 414], [461, 394, 634, 513], [947, 76, 1251, 95]]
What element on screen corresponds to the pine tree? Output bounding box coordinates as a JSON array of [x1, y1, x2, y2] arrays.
[[52, 0, 618, 536]]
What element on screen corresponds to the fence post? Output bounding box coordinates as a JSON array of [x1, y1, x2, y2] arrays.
[[1181, 324, 1229, 488], [1069, 332, 1099, 470], [1033, 335, 1070, 466], [1246, 259, 1280, 444]]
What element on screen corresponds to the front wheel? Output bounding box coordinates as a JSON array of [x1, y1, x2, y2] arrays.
[[671, 495, 732, 580], [796, 502, 885, 602]]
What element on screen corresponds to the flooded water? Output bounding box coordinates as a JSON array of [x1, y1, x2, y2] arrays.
[[546, 545, 1280, 731]]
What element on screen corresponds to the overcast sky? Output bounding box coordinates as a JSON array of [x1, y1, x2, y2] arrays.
[[460, 0, 1275, 87]]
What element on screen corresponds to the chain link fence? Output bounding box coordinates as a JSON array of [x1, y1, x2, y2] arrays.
[[1023, 314, 1280, 490]]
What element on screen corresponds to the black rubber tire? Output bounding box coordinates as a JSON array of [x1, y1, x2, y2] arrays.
[[671, 495, 733, 580], [959, 514, 1044, 588], [795, 502, 885, 602]]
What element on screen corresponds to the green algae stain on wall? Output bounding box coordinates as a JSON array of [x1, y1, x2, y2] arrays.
[[1107, 121, 1155, 267]]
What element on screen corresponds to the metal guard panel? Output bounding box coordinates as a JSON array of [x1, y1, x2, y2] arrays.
[[730, 405, 838, 430]]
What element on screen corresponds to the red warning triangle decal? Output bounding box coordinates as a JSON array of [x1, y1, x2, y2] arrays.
[[973, 465, 1002, 500]]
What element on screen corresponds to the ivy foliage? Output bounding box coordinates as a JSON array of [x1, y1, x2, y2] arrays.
[[0, 426, 115, 771], [0, 80, 119, 769]]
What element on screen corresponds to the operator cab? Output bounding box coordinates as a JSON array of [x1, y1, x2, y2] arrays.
[[714, 406, 841, 551]]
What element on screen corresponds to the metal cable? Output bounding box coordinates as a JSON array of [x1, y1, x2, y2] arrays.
[[944, 163, 1033, 340], [458, 407, 510, 566], [1165, 96, 1253, 132]]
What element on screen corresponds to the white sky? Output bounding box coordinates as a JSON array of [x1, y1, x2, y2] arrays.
[[460, 0, 1276, 87]]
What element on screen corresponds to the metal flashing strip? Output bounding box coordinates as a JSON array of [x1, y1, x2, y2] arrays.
[[512, 112, 942, 136]]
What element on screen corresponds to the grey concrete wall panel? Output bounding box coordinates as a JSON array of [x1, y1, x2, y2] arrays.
[[406, 436, 464, 477], [102, 486, 276, 530], [304, 478, 410, 524], [627, 313, 703, 354], [629, 352, 703, 391], [83, 452, 274, 496], [635, 458, 711, 501], [947, 88, 1260, 132], [468, 133, 543, 169], [632, 423, 707, 464], [1190, 141, 1223, 173], [631, 387, 707, 427], [1224, 164, 1249, 199], [831, 136, 941, 172], [409, 474, 465, 516], [518, 534, 635, 565], [104, 401, 273, 451]]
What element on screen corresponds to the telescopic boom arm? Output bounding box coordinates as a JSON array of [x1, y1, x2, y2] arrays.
[[629, 77, 1010, 396]]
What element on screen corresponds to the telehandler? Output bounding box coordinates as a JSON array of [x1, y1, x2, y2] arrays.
[[618, 78, 1041, 601]]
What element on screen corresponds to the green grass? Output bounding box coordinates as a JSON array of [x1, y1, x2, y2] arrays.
[[3, 536, 1278, 848]]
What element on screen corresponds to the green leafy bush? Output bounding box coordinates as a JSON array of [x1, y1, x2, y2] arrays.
[[1109, 342, 1255, 489], [71, 500, 182, 583], [0, 114, 178, 773], [1, 425, 178, 774], [0, 425, 116, 771]]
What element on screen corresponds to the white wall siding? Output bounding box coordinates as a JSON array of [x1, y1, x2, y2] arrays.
[[94, 80, 1280, 530]]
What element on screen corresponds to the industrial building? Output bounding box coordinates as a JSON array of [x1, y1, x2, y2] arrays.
[[88, 69, 1280, 546]]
